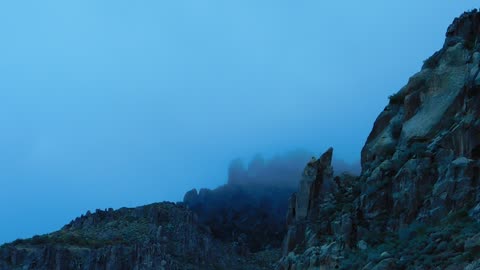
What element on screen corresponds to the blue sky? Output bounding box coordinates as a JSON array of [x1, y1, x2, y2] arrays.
[[0, 1, 476, 244]]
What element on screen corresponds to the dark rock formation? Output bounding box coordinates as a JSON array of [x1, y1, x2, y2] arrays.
[[278, 150, 360, 269], [183, 181, 296, 252], [182, 150, 359, 254], [283, 148, 345, 254], [182, 151, 360, 255], [182, 151, 318, 253], [277, 9, 480, 270]]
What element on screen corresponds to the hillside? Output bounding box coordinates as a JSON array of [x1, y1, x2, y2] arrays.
[[0, 203, 279, 270]]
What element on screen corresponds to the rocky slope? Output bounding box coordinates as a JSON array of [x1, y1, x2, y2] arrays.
[[277, 10, 480, 270], [0, 203, 279, 270]]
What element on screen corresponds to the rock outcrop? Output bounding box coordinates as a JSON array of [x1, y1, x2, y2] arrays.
[[278, 149, 360, 270], [283, 148, 352, 254], [277, 9, 480, 270]]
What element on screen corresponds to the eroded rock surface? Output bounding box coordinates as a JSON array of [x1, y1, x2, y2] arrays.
[[277, 10, 480, 270]]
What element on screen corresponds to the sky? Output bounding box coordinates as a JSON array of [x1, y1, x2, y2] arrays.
[[0, 1, 476, 244]]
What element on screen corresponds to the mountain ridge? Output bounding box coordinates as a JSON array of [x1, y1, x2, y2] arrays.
[[2, 9, 480, 270]]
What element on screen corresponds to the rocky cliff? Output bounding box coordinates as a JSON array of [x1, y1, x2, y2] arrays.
[[277, 10, 480, 270]]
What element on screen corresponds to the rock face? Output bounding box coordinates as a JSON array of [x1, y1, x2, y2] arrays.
[[283, 148, 357, 256], [277, 10, 480, 270], [0, 203, 279, 270], [278, 149, 360, 270], [360, 10, 480, 234]]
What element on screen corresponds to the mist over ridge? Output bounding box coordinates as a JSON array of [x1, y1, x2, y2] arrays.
[[182, 149, 360, 251], [227, 149, 361, 188]]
